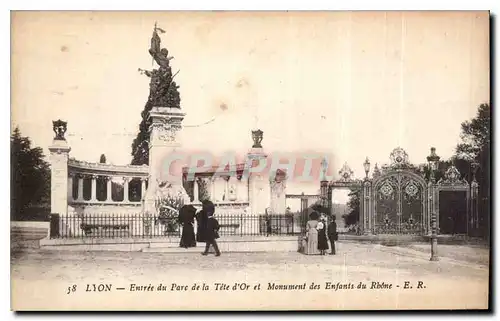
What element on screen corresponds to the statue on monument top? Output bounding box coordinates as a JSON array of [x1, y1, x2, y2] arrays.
[[138, 22, 181, 108], [149, 23, 174, 69]]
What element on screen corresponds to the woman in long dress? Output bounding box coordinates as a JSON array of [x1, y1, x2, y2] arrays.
[[195, 208, 208, 243], [179, 205, 197, 248], [317, 217, 329, 255], [305, 211, 320, 255]]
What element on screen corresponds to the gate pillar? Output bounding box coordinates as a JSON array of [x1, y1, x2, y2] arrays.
[[320, 180, 329, 213], [363, 180, 372, 235]]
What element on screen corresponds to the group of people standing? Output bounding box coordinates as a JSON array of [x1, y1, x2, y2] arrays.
[[177, 200, 221, 256], [176, 202, 338, 257], [305, 211, 338, 255]]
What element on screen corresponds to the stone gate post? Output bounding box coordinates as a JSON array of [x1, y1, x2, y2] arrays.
[[48, 120, 71, 217], [48, 120, 71, 237]]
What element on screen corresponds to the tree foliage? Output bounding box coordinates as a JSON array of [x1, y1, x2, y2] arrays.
[[343, 190, 360, 226], [11, 127, 50, 220], [454, 103, 491, 238], [456, 103, 490, 161]]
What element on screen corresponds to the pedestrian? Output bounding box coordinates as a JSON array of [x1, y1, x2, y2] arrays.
[[327, 216, 338, 255], [317, 215, 329, 255], [201, 200, 221, 257], [265, 208, 272, 236], [305, 211, 319, 255], [195, 205, 208, 243], [178, 204, 197, 248]]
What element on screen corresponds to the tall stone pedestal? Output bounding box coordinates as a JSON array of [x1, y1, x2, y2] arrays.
[[247, 148, 271, 215], [49, 139, 71, 216], [144, 107, 187, 214]]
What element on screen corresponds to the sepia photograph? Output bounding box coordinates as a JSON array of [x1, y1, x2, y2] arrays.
[[10, 10, 490, 311]]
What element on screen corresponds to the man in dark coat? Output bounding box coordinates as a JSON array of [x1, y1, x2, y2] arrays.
[[327, 217, 338, 255], [201, 200, 221, 256]]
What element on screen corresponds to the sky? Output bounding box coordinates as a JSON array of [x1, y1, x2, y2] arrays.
[[11, 11, 490, 198]]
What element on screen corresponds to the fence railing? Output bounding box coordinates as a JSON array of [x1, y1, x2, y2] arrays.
[[50, 213, 306, 239]]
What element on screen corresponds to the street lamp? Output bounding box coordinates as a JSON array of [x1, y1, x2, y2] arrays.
[[471, 162, 480, 231], [426, 147, 440, 261], [363, 157, 371, 179]]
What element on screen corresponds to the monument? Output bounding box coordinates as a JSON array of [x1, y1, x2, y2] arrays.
[[141, 24, 189, 216]]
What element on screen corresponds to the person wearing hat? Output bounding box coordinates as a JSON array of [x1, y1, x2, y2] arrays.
[[305, 211, 320, 255], [317, 215, 329, 255], [201, 200, 221, 257], [178, 204, 197, 248], [327, 216, 338, 255]]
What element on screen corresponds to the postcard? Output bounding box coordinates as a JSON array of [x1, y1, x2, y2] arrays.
[[10, 11, 490, 311]]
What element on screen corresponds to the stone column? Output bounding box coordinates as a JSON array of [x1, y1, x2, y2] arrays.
[[211, 176, 217, 201], [123, 177, 130, 202], [49, 138, 71, 216], [77, 175, 84, 201], [67, 173, 74, 201], [228, 175, 238, 201], [141, 177, 147, 201], [145, 107, 186, 213], [203, 176, 213, 201], [106, 176, 113, 202], [48, 120, 71, 238], [212, 177, 220, 202], [91, 175, 98, 201], [224, 176, 229, 201], [193, 178, 199, 202]]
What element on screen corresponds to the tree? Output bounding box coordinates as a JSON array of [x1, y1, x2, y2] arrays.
[[343, 190, 360, 227], [454, 103, 491, 238], [131, 30, 181, 166], [456, 103, 490, 161], [11, 127, 50, 220]]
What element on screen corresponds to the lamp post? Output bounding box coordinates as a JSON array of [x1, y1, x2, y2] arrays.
[[426, 147, 440, 261], [471, 162, 480, 232], [363, 157, 371, 179]]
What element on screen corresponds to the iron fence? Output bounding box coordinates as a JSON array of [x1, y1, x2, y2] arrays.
[[50, 213, 304, 239]]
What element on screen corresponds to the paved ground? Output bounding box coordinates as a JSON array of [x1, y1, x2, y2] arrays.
[[11, 242, 489, 310]]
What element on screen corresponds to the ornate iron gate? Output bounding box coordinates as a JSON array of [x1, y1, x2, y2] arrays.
[[374, 173, 425, 235]]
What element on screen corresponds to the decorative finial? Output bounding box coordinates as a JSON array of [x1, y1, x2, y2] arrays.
[[52, 119, 67, 141], [373, 163, 381, 178], [251, 129, 263, 148]]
